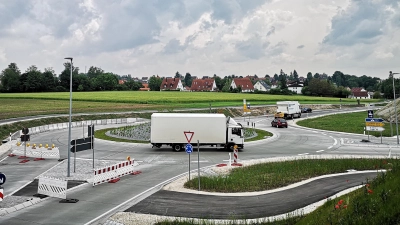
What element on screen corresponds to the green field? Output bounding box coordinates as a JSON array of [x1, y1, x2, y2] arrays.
[[0, 91, 378, 120], [0, 91, 376, 104]]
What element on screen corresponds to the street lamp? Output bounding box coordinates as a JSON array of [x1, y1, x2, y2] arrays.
[[390, 71, 399, 145], [65, 57, 73, 177]]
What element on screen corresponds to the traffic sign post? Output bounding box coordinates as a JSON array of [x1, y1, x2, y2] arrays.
[[184, 132, 194, 181], [367, 110, 374, 118]]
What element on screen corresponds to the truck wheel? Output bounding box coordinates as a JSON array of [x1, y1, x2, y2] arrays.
[[155, 144, 162, 148], [173, 144, 182, 152]]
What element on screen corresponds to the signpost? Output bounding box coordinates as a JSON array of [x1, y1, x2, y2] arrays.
[[365, 117, 385, 142], [70, 125, 95, 172], [184, 131, 194, 180]]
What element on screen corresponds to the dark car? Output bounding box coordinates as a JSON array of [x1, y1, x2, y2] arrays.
[[301, 107, 312, 113], [271, 118, 288, 128]]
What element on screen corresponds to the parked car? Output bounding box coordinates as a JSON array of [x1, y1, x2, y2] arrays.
[[271, 118, 288, 128], [301, 107, 312, 113]]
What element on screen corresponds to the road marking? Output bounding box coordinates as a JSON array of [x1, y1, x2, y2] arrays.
[[333, 139, 338, 146], [191, 161, 208, 163], [328, 146, 333, 149], [322, 133, 327, 135], [316, 150, 324, 152], [298, 153, 309, 156], [340, 138, 344, 144], [329, 136, 333, 138]]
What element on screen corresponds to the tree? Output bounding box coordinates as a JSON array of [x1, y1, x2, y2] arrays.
[[0, 63, 21, 92], [25, 65, 44, 92], [175, 71, 182, 78], [95, 72, 118, 90], [42, 68, 57, 91], [123, 80, 143, 90], [87, 66, 104, 79], [313, 73, 320, 79], [306, 72, 313, 81], [213, 74, 223, 91], [373, 91, 382, 99], [59, 62, 79, 90], [184, 73, 192, 87], [148, 75, 163, 91], [293, 70, 299, 81]]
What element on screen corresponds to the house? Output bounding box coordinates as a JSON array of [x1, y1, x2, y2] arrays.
[[286, 81, 304, 94], [160, 77, 183, 91], [118, 80, 126, 85], [254, 80, 271, 92], [139, 83, 150, 91], [230, 78, 254, 92], [141, 77, 149, 83], [349, 87, 370, 99], [190, 78, 217, 91], [287, 83, 303, 94]]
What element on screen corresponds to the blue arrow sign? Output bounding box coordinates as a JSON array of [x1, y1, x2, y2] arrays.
[[0, 173, 6, 186], [365, 118, 384, 122], [185, 143, 193, 154]]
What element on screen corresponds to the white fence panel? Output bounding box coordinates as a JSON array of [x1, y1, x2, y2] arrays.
[[38, 176, 67, 199]]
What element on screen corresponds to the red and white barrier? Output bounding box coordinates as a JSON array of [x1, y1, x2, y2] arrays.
[[92, 159, 136, 186], [0, 188, 3, 202], [233, 148, 238, 163]]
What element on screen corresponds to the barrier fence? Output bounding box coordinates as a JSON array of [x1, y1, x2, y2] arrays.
[[37, 176, 68, 199], [8, 118, 139, 140], [92, 159, 136, 186]]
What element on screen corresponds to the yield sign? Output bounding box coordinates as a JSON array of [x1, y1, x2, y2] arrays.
[[184, 131, 194, 143]]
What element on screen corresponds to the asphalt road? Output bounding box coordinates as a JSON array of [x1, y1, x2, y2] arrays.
[[0, 106, 397, 224]]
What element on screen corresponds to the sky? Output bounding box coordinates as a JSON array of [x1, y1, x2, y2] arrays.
[[0, 0, 399, 79]]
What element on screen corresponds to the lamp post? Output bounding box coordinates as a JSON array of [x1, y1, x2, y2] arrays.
[[65, 57, 73, 177], [390, 71, 399, 145]]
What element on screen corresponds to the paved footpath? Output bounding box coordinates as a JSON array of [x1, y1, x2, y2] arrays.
[[125, 172, 378, 219]]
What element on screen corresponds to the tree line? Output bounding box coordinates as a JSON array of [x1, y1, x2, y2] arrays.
[[0, 62, 394, 99]]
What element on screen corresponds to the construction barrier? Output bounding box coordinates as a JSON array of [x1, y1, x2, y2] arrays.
[[38, 176, 68, 199], [0, 188, 3, 202], [11, 146, 60, 159], [92, 159, 136, 186]]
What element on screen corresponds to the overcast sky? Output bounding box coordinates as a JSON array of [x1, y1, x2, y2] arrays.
[[0, 0, 399, 79]]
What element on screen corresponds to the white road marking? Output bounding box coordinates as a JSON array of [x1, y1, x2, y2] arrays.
[[322, 133, 327, 135], [191, 161, 209, 163], [316, 150, 325, 152], [328, 146, 333, 149], [333, 139, 338, 146], [340, 138, 344, 144]]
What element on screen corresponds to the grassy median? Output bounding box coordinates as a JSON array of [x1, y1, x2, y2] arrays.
[[158, 158, 400, 225]]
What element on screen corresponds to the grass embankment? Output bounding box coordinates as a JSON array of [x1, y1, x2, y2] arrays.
[[297, 111, 396, 137], [159, 158, 400, 225]]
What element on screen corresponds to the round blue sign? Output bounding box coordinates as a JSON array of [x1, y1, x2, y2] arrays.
[[185, 144, 193, 154], [0, 173, 6, 186]]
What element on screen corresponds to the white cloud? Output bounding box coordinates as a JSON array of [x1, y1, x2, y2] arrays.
[[0, 0, 398, 79]]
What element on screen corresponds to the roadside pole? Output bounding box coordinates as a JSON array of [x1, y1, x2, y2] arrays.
[[197, 140, 200, 191], [390, 109, 393, 137]]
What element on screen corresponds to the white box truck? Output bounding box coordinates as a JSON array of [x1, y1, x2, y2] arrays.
[[150, 113, 244, 151], [274, 101, 301, 119]]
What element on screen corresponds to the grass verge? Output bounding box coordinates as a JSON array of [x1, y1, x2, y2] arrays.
[[297, 111, 396, 137]]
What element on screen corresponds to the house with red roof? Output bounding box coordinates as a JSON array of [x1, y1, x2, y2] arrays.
[[349, 87, 370, 99], [230, 78, 254, 92], [160, 77, 183, 91], [190, 78, 217, 91]]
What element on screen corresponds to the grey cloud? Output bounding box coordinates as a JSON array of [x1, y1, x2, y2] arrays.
[[0, 0, 30, 33], [297, 45, 304, 49], [163, 39, 186, 54], [267, 42, 286, 56], [235, 35, 268, 59], [266, 26, 275, 36], [322, 0, 398, 46], [211, 0, 270, 24]]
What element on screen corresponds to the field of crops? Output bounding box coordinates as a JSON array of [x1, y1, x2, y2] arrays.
[[0, 91, 377, 105]]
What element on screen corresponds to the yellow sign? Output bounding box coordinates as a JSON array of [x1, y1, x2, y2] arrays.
[[365, 122, 384, 127]]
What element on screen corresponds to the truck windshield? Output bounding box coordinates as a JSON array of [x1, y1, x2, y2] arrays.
[[232, 128, 241, 136]]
